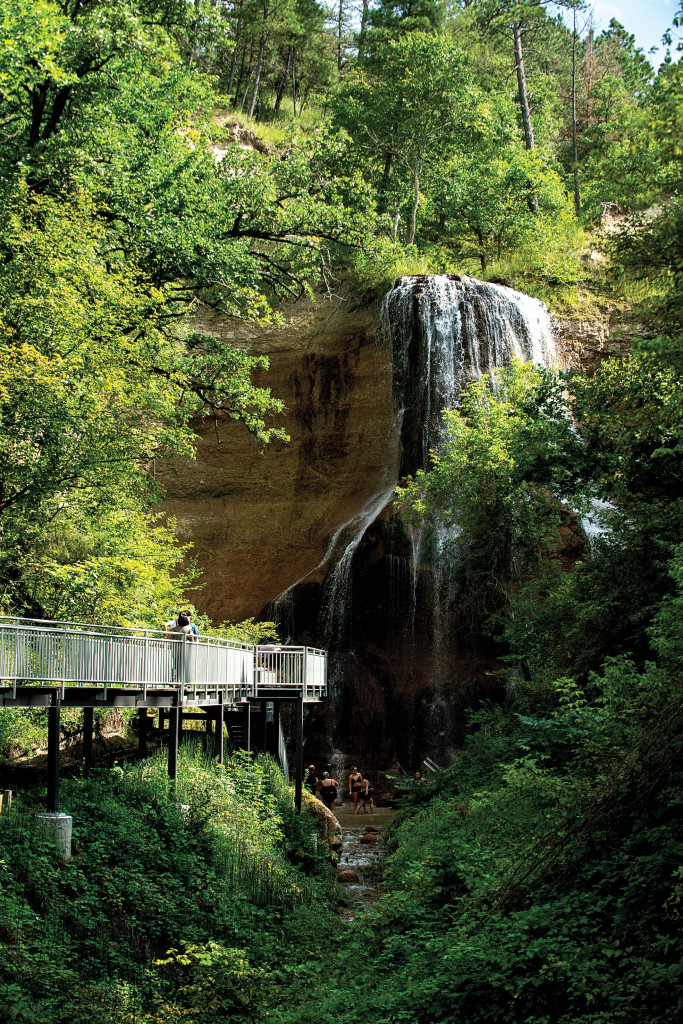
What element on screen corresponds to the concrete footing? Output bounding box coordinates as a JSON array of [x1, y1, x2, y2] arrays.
[[37, 812, 73, 862]]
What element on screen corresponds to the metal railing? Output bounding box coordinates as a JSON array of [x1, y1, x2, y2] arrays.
[[0, 618, 326, 704], [254, 646, 327, 700]]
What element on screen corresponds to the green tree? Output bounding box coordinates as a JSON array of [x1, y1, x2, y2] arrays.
[[335, 31, 473, 242], [0, 0, 375, 615]]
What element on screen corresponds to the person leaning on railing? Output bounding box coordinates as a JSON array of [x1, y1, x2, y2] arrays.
[[183, 611, 199, 638], [164, 613, 196, 642], [165, 613, 196, 683]]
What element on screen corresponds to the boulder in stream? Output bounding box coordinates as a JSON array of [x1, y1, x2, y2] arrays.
[[337, 869, 360, 883]]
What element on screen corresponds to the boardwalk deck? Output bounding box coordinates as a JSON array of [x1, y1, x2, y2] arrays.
[[0, 617, 327, 813]]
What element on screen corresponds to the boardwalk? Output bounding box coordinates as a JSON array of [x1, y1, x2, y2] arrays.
[[0, 617, 327, 813]]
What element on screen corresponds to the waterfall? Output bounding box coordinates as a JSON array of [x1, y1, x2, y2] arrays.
[[386, 274, 556, 477], [268, 274, 556, 761], [384, 274, 556, 685]]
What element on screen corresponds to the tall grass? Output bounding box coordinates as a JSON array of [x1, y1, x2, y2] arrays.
[[127, 742, 328, 908]]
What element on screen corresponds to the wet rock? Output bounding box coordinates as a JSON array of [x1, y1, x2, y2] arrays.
[[337, 869, 360, 883], [360, 834, 378, 844], [158, 295, 389, 627], [302, 791, 343, 853]]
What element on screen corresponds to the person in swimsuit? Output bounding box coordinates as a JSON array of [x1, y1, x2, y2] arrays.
[[359, 777, 375, 815], [305, 764, 319, 796], [349, 766, 363, 815], [319, 772, 338, 813]]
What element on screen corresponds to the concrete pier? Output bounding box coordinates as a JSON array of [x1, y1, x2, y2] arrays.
[[37, 812, 73, 861]]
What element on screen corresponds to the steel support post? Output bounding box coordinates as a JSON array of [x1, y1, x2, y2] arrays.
[[47, 697, 61, 813], [246, 703, 252, 752], [83, 706, 93, 777], [137, 708, 148, 759], [295, 697, 304, 813], [215, 700, 224, 765], [168, 700, 179, 791], [270, 702, 280, 759]]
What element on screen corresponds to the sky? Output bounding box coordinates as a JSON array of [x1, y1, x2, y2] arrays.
[[589, 0, 679, 66]]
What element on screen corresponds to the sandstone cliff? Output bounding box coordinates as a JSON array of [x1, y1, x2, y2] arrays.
[[158, 295, 395, 624]]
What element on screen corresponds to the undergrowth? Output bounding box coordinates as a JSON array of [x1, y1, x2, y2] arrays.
[[0, 745, 338, 1024]]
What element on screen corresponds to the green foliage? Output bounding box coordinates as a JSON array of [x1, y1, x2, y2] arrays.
[[334, 31, 475, 244], [396, 361, 587, 625], [0, 0, 385, 618], [0, 746, 336, 1023], [269, 576, 683, 1024]]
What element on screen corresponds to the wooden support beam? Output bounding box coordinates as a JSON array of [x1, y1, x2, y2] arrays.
[[47, 697, 61, 813], [215, 700, 224, 765], [83, 706, 93, 777], [295, 697, 303, 813]]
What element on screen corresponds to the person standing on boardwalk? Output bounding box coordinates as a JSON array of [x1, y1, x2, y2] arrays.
[[320, 772, 338, 813], [305, 764, 319, 796], [349, 766, 363, 815], [183, 611, 199, 638], [167, 613, 195, 683]]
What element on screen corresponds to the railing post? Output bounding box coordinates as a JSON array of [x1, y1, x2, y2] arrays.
[[47, 694, 61, 813], [61, 623, 68, 701], [182, 631, 190, 687], [83, 706, 93, 777], [295, 697, 304, 814], [12, 623, 18, 700]]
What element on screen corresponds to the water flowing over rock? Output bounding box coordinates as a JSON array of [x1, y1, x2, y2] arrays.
[[387, 275, 555, 477], [277, 274, 556, 767]]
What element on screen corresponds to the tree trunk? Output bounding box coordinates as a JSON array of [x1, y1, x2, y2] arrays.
[[248, 34, 265, 118], [274, 46, 292, 115], [338, 0, 344, 73], [232, 43, 249, 107], [571, 6, 581, 216], [228, 3, 243, 95], [292, 46, 298, 116], [358, 0, 369, 60], [248, 0, 268, 119], [513, 21, 534, 151], [240, 63, 253, 112], [408, 159, 420, 245], [512, 21, 539, 214], [476, 229, 487, 272]]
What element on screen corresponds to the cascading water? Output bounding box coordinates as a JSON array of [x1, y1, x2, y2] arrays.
[[268, 274, 556, 765], [387, 274, 556, 478], [384, 275, 557, 693]]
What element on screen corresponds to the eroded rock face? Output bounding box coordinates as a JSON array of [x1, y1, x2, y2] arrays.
[[555, 315, 636, 371], [158, 296, 395, 624]]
